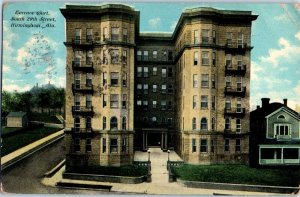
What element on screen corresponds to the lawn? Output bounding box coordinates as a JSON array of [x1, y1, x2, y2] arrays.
[[1, 127, 22, 136], [30, 112, 62, 124], [67, 165, 148, 177], [171, 164, 300, 187], [1, 126, 61, 156]]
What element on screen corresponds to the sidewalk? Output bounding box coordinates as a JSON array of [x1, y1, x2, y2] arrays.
[[1, 129, 64, 168]]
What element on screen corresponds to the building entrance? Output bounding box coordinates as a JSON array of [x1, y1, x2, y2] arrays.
[[148, 132, 161, 147], [142, 129, 168, 151]]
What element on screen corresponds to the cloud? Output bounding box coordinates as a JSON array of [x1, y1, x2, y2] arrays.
[[170, 21, 177, 31], [3, 65, 10, 72], [148, 17, 161, 29], [274, 13, 287, 21], [295, 31, 300, 41], [295, 4, 300, 10], [2, 84, 31, 92], [250, 61, 264, 80]]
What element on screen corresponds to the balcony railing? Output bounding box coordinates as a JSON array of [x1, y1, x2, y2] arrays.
[[72, 84, 94, 94], [224, 108, 245, 118], [72, 106, 94, 116], [72, 38, 95, 47], [224, 86, 246, 97], [223, 129, 246, 137], [224, 42, 249, 54], [225, 64, 246, 76], [72, 61, 94, 73], [71, 127, 94, 137], [276, 135, 292, 141]]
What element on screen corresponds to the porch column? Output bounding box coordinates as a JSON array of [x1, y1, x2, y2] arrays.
[[165, 133, 168, 150], [161, 132, 164, 149], [259, 147, 261, 165], [281, 148, 284, 164]]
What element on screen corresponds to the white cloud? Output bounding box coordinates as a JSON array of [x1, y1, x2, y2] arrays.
[[3, 64, 10, 72], [295, 31, 300, 41], [170, 21, 177, 31], [2, 84, 31, 92], [274, 13, 287, 21], [250, 61, 264, 80], [148, 17, 161, 29], [295, 4, 300, 10]]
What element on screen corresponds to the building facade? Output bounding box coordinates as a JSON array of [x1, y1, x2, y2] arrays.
[[250, 98, 300, 166], [61, 4, 257, 168]]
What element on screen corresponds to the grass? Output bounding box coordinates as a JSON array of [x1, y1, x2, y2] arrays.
[[29, 112, 62, 124], [171, 164, 300, 187], [67, 165, 148, 177], [1, 125, 61, 156], [1, 127, 22, 136]]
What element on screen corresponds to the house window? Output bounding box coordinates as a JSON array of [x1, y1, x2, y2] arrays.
[[192, 117, 196, 130], [102, 138, 106, 153], [86, 95, 92, 108], [110, 117, 118, 130], [211, 74, 215, 88], [226, 32, 233, 46], [192, 138, 196, 152], [161, 100, 166, 110], [153, 101, 157, 109], [236, 139, 241, 152], [200, 139, 207, 153], [86, 50, 93, 64], [162, 68, 167, 78], [75, 28, 81, 43], [226, 54, 232, 66], [103, 116, 106, 130], [274, 124, 290, 137], [226, 76, 231, 87], [110, 94, 119, 108], [193, 74, 198, 88], [153, 50, 157, 60], [143, 51, 148, 61], [86, 73, 92, 87], [202, 29, 209, 43], [225, 97, 231, 109], [122, 73, 127, 87], [86, 138, 92, 152], [103, 27, 108, 41], [74, 116, 80, 132], [137, 51, 142, 61], [225, 118, 231, 130], [194, 30, 199, 44], [278, 115, 286, 120], [122, 94, 127, 109], [201, 52, 209, 65], [122, 138, 126, 152], [200, 117, 208, 130], [236, 119, 241, 133], [153, 84, 157, 93], [153, 67, 157, 75], [86, 28, 93, 42], [111, 27, 119, 41], [122, 117, 126, 130], [74, 138, 80, 152], [237, 98, 242, 113], [143, 100, 148, 110], [103, 94, 107, 107], [137, 67, 142, 77], [201, 74, 209, 88], [122, 50, 127, 64], [211, 139, 215, 153], [110, 138, 118, 153], [211, 96, 216, 110], [137, 84, 142, 94], [237, 32, 243, 47], [201, 95, 208, 109], [103, 72, 107, 85], [110, 72, 119, 86], [237, 77, 243, 91], [143, 84, 148, 94], [168, 67, 173, 77], [224, 138, 230, 152], [143, 67, 149, 77], [212, 52, 216, 66], [211, 117, 215, 131], [193, 95, 197, 109], [212, 30, 216, 44], [123, 28, 128, 42], [194, 52, 198, 65], [162, 84, 167, 94]]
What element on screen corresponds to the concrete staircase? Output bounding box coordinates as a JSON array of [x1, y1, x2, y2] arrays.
[[148, 148, 169, 183]]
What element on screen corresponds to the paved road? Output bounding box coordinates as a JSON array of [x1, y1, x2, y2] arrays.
[[1, 138, 114, 194]]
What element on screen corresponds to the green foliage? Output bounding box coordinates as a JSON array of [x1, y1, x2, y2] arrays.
[[30, 112, 61, 124], [171, 164, 300, 187]]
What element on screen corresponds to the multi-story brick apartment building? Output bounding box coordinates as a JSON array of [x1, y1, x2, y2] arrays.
[[60, 4, 258, 168]]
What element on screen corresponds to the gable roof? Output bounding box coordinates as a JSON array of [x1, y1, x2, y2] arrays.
[[266, 106, 300, 120], [6, 112, 27, 118]]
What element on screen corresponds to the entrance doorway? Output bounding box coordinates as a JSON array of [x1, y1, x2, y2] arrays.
[[148, 132, 161, 147]]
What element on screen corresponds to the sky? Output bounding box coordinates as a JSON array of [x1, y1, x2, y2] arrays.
[[2, 2, 300, 110]]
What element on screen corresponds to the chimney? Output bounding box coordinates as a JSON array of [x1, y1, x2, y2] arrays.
[[261, 98, 270, 108], [283, 98, 287, 106], [256, 105, 260, 109]]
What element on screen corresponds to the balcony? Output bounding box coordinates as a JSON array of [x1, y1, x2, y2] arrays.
[[72, 106, 94, 116], [223, 129, 247, 137], [224, 108, 245, 118], [276, 135, 292, 141], [224, 86, 246, 97], [72, 84, 94, 94], [225, 65, 246, 76], [224, 42, 250, 54], [71, 127, 95, 138], [72, 37, 95, 49], [72, 61, 94, 73]]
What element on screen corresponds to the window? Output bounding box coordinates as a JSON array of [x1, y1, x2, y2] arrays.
[[162, 84, 167, 94], [143, 100, 148, 110], [202, 29, 209, 43], [143, 67, 149, 77], [236, 139, 241, 152], [74, 50, 81, 67], [237, 55, 243, 68], [110, 94, 119, 108], [74, 95, 80, 110], [192, 117, 196, 130], [211, 118, 215, 131], [274, 124, 290, 137], [153, 50, 157, 60], [86, 50, 93, 64], [212, 30, 216, 44], [103, 27, 108, 41], [224, 138, 230, 152], [152, 117, 157, 123], [153, 84, 157, 93], [201, 95, 208, 109], [122, 138, 126, 152], [123, 28, 128, 42], [86, 73, 92, 87], [110, 117, 118, 130], [194, 30, 199, 44], [168, 51, 173, 61], [193, 95, 197, 109], [153, 100, 157, 109], [143, 84, 148, 94], [168, 101, 172, 110], [211, 96, 216, 110], [103, 116, 106, 130], [110, 49, 119, 64], [192, 138, 196, 153], [74, 138, 80, 152], [194, 52, 198, 65], [103, 72, 107, 85], [143, 51, 148, 61], [201, 52, 209, 65], [86, 28, 93, 42], [225, 117, 231, 130], [237, 77, 243, 91], [86, 117, 92, 130], [102, 138, 106, 153], [193, 74, 198, 88], [226, 54, 232, 66], [111, 27, 119, 41], [226, 76, 231, 87], [122, 94, 127, 109], [137, 51, 142, 61], [110, 72, 119, 86], [122, 73, 127, 87], [122, 117, 126, 130], [211, 74, 215, 88], [200, 118, 208, 130], [137, 67, 142, 77], [211, 139, 215, 153], [122, 50, 127, 64], [137, 100, 142, 106], [212, 52, 216, 66], [110, 138, 118, 153], [74, 116, 80, 132], [86, 95, 92, 108], [153, 67, 157, 75], [103, 94, 107, 107], [237, 32, 243, 47], [161, 100, 166, 110], [168, 67, 173, 77], [201, 74, 209, 88], [237, 98, 242, 113], [86, 139, 92, 152], [226, 32, 233, 46], [162, 51, 167, 61], [225, 97, 231, 109], [200, 139, 207, 153], [75, 28, 81, 43], [74, 73, 80, 89], [236, 119, 241, 133], [137, 84, 142, 94], [162, 68, 167, 78], [278, 115, 286, 120]]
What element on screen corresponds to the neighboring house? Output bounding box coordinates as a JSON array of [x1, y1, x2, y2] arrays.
[[6, 112, 28, 128], [250, 98, 300, 166]]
